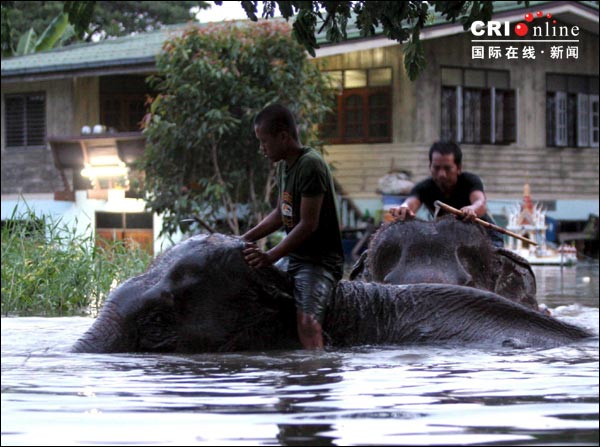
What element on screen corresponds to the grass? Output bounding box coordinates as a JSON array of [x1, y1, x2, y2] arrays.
[[1, 206, 152, 317]]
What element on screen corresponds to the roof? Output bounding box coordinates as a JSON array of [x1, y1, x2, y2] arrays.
[[2, 1, 598, 80], [1, 24, 185, 81]]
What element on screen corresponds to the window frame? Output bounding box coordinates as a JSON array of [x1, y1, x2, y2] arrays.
[[100, 93, 147, 133], [322, 68, 393, 144], [440, 68, 516, 145], [546, 73, 599, 148], [4, 92, 46, 149], [590, 95, 599, 147]]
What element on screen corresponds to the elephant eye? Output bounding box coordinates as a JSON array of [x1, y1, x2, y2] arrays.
[[169, 269, 183, 282], [136, 309, 178, 352], [137, 308, 174, 327]]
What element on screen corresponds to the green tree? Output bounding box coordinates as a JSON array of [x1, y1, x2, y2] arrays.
[[79, 1, 209, 41], [225, 1, 527, 80], [141, 20, 334, 237], [1, 1, 209, 56]]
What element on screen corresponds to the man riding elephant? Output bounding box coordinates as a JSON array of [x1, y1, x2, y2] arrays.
[[389, 141, 504, 247], [241, 104, 344, 350]]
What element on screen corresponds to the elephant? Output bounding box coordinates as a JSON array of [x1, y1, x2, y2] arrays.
[[71, 233, 592, 354], [350, 216, 540, 311]]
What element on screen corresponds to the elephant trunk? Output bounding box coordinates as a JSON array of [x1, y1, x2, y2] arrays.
[[70, 301, 128, 353], [325, 281, 408, 346]]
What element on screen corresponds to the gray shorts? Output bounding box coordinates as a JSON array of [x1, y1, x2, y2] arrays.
[[277, 258, 337, 324]]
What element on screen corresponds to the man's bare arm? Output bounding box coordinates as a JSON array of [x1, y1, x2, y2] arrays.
[[244, 194, 323, 268], [241, 207, 282, 242], [461, 190, 487, 221]]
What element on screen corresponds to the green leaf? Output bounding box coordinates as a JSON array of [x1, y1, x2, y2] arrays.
[[403, 35, 426, 82], [35, 12, 69, 52], [241, 0, 258, 21], [16, 28, 37, 55]]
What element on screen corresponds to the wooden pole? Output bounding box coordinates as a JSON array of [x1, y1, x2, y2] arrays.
[[433, 200, 537, 246], [180, 216, 216, 234]]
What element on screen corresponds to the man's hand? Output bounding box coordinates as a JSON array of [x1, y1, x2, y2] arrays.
[[459, 205, 478, 221], [389, 205, 415, 221], [242, 242, 273, 268]]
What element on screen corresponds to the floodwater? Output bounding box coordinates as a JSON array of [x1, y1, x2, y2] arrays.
[[1, 263, 598, 446]]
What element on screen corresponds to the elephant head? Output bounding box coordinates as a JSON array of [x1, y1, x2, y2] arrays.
[[72, 233, 591, 354], [350, 216, 539, 311], [72, 234, 299, 353]]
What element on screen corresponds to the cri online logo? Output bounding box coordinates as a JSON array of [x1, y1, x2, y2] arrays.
[[471, 10, 580, 38]]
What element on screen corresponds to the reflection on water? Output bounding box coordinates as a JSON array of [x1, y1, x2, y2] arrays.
[[1, 262, 598, 446]]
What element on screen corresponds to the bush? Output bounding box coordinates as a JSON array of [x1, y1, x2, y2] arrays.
[[1, 208, 152, 316]]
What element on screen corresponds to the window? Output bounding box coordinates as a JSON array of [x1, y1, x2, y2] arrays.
[[95, 211, 153, 254], [99, 75, 150, 132], [4, 93, 46, 148], [441, 68, 516, 144], [546, 74, 599, 148], [100, 95, 146, 132], [322, 68, 392, 144]]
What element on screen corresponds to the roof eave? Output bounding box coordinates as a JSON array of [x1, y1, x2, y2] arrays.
[[1, 57, 157, 83]]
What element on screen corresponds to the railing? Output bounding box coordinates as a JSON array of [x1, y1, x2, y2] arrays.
[[337, 194, 363, 230]]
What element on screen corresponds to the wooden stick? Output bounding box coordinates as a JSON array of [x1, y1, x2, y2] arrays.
[[433, 200, 537, 246], [180, 216, 216, 234]]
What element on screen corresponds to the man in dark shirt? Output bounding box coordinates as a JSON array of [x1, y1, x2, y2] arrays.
[[241, 104, 344, 349], [389, 141, 503, 247]]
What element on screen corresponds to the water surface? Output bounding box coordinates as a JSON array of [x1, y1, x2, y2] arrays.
[[2, 263, 598, 446]]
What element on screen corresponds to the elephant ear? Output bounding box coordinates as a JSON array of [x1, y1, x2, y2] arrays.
[[205, 234, 295, 306], [247, 263, 295, 305], [349, 250, 371, 281], [366, 221, 407, 282], [492, 247, 538, 310]]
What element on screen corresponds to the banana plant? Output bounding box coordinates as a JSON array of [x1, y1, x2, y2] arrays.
[[13, 12, 73, 56]]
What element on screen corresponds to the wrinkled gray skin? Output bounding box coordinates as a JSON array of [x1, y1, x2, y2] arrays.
[[350, 216, 540, 311], [71, 233, 592, 354]]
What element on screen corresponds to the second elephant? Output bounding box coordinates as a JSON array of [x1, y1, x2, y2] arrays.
[[351, 216, 539, 311]]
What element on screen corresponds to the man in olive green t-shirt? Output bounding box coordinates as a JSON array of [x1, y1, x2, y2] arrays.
[[242, 104, 344, 349]]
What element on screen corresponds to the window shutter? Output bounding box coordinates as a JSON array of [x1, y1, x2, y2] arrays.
[[546, 92, 555, 146], [4, 93, 45, 148], [441, 86, 457, 141], [344, 94, 364, 139], [481, 88, 492, 144], [590, 95, 599, 147], [5, 96, 26, 147], [26, 94, 46, 146], [555, 92, 567, 146], [321, 99, 340, 141], [456, 86, 463, 143], [368, 91, 391, 141], [463, 88, 482, 143], [504, 90, 517, 143], [577, 93, 590, 147]]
